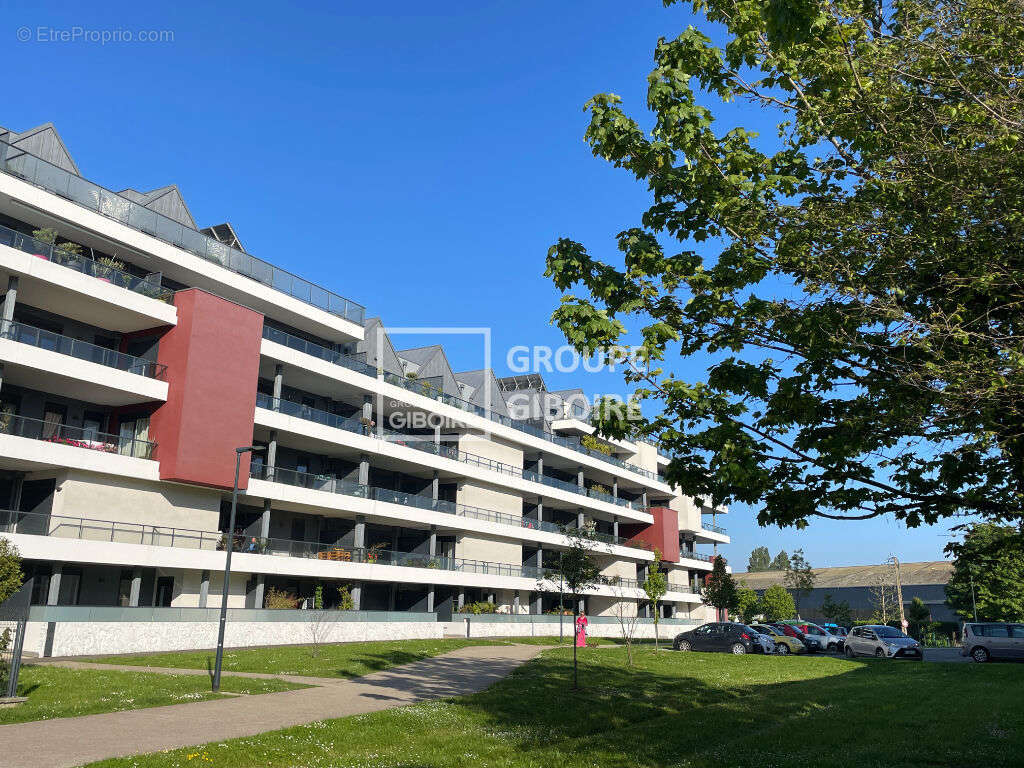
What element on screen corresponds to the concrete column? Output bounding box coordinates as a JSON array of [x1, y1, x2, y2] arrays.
[[431, 470, 439, 504], [1, 275, 18, 324], [536, 456, 544, 476], [125, 567, 142, 606], [429, 526, 437, 558], [457, 589, 465, 610], [198, 570, 211, 608], [253, 575, 266, 608], [426, 587, 435, 613], [350, 583, 362, 610], [353, 515, 366, 549], [7, 474, 24, 511], [577, 509, 585, 529], [362, 393, 373, 422], [536, 547, 543, 570], [513, 592, 521, 614], [531, 593, 543, 615], [577, 466, 584, 488], [47, 564, 62, 606], [642, 491, 649, 508], [388, 583, 397, 611], [433, 425, 441, 446], [272, 364, 284, 402], [487, 592, 495, 605], [358, 454, 370, 486], [536, 496, 543, 524], [260, 502, 271, 541], [613, 516, 619, 539], [266, 430, 278, 479], [612, 478, 618, 499]]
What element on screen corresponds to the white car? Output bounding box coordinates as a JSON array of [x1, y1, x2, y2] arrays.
[[844, 625, 923, 660]]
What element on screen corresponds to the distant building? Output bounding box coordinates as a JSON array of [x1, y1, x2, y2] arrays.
[[735, 561, 956, 624]]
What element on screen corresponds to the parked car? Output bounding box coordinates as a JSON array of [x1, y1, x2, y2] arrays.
[[771, 622, 823, 653], [673, 622, 757, 654], [844, 625, 922, 659], [745, 625, 777, 655], [751, 623, 805, 655], [961, 622, 1024, 662], [791, 621, 845, 652]]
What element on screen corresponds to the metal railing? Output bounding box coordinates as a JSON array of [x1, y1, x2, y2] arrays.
[[0, 413, 156, 459], [680, 549, 716, 563], [0, 320, 167, 379], [703, 523, 727, 535], [0, 222, 174, 302], [259, 324, 666, 484], [0, 508, 553, 581], [0, 138, 365, 324], [257, 394, 646, 512], [248, 463, 652, 553]]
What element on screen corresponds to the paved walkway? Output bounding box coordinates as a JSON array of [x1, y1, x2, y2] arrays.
[[0, 644, 544, 768], [34, 659, 341, 687]]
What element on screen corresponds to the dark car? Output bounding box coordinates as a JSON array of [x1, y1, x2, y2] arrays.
[[771, 622, 823, 653], [673, 622, 757, 655]]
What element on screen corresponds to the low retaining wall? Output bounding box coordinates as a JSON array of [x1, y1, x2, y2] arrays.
[[444, 615, 699, 640], [24, 606, 442, 657]]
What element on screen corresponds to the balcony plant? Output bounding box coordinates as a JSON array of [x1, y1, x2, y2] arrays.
[[30, 227, 57, 260], [365, 542, 386, 564], [95, 256, 126, 284], [54, 240, 84, 266]]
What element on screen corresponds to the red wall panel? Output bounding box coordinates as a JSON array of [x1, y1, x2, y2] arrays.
[[622, 506, 680, 562], [150, 289, 263, 490]]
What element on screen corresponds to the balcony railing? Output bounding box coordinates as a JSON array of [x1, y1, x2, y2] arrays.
[[257, 394, 646, 512], [680, 549, 716, 563], [0, 413, 156, 459], [249, 463, 652, 554], [702, 523, 727, 535], [0, 222, 174, 302], [0, 320, 167, 379], [259, 324, 666, 485], [0, 139, 365, 325], [0, 509, 551, 582]]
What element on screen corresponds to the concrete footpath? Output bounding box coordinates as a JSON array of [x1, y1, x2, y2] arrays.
[[0, 643, 544, 768]]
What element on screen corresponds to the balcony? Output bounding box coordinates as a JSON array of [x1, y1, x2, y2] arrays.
[[249, 463, 651, 553], [680, 549, 715, 563], [0, 222, 173, 302], [0, 138, 365, 325], [261, 325, 667, 485], [0, 413, 156, 459], [1, 320, 167, 379], [0, 508, 543, 581], [258, 394, 646, 512]]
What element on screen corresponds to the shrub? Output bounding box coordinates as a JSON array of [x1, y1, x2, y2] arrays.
[[458, 601, 497, 614], [337, 585, 356, 611], [581, 435, 613, 455], [264, 586, 300, 609]]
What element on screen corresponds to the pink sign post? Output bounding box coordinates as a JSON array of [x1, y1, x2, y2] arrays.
[[575, 614, 588, 647]]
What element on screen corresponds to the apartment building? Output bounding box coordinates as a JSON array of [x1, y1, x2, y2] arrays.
[[0, 123, 728, 631]]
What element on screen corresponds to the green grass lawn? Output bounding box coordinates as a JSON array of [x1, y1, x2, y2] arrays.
[[84, 646, 1024, 768], [82, 638, 511, 678], [0, 665, 304, 725]]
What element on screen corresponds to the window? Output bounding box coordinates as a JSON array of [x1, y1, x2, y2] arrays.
[[118, 416, 150, 457], [83, 411, 105, 441], [982, 624, 1010, 638], [1010, 625, 1024, 639], [42, 404, 66, 439]]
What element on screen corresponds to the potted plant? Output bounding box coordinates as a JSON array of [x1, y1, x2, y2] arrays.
[[55, 240, 84, 267], [31, 227, 57, 260], [95, 256, 126, 284], [365, 542, 386, 564]]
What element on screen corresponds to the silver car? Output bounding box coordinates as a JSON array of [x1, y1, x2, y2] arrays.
[[961, 622, 1024, 662], [744, 625, 777, 655], [844, 625, 922, 660]]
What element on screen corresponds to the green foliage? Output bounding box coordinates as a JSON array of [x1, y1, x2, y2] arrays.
[[264, 587, 299, 610], [946, 524, 1024, 622], [747, 546, 771, 572], [57, 241, 83, 257], [458, 601, 498, 615], [783, 549, 816, 616], [736, 585, 759, 623], [701, 555, 738, 615], [544, 0, 1024, 532], [770, 551, 791, 571], [581, 434, 613, 456], [314, 585, 324, 610], [31, 227, 57, 244], [819, 593, 852, 628], [906, 597, 933, 639], [336, 585, 356, 611], [0, 538, 22, 604], [760, 584, 797, 622]]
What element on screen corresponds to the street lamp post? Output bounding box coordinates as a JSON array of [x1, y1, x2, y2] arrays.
[[212, 445, 263, 693]]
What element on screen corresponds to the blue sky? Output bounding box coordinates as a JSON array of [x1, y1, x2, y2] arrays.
[[4, 0, 958, 567]]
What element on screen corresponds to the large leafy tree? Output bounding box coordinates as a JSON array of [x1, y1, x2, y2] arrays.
[[946, 523, 1024, 622], [0, 538, 21, 604], [770, 550, 791, 571], [783, 548, 817, 616], [545, 0, 1024, 530], [759, 584, 796, 622], [701, 555, 739, 617]]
